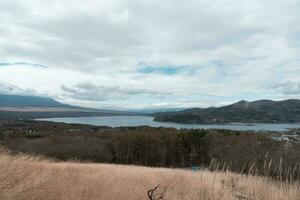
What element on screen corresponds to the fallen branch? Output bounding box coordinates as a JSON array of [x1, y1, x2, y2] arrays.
[[147, 185, 165, 200]]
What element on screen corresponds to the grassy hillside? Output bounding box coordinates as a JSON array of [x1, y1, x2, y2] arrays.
[[0, 149, 299, 200]]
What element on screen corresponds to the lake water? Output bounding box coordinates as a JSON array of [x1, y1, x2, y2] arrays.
[[37, 116, 300, 132]]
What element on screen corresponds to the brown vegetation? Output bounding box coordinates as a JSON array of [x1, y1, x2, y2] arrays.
[[0, 149, 299, 200], [1, 120, 300, 181]]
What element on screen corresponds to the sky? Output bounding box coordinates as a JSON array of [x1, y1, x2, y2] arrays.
[[0, 0, 300, 110]]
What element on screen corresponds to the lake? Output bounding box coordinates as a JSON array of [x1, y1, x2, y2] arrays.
[[37, 116, 300, 132]]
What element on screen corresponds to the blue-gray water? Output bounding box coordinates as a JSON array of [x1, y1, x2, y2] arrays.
[[37, 116, 300, 132]]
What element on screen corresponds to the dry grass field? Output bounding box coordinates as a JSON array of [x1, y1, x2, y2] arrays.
[[0, 149, 299, 200]]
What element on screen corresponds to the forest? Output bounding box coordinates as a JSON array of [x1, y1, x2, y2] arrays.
[[1, 120, 299, 181]]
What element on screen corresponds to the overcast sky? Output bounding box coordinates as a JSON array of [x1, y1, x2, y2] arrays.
[[0, 0, 300, 110]]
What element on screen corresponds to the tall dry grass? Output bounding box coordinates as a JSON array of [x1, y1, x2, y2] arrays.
[[0, 148, 299, 200]]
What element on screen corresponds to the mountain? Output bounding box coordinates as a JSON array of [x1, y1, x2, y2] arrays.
[[0, 94, 74, 108], [0, 94, 131, 120], [154, 99, 300, 124]]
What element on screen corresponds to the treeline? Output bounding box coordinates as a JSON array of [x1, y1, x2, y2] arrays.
[[0, 120, 300, 181]]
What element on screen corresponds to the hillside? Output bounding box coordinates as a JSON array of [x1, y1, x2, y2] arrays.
[[0, 94, 130, 119], [0, 94, 74, 108], [0, 150, 299, 200], [154, 99, 300, 124], [1, 120, 300, 180]]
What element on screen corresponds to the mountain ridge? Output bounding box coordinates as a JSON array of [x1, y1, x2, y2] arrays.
[[154, 99, 300, 124], [0, 94, 132, 119], [0, 94, 75, 108]]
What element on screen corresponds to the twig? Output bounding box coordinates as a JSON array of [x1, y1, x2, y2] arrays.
[[147, 185, 165, 200]]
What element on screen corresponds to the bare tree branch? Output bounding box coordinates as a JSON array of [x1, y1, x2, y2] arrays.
[[147, 185, 166, 200]]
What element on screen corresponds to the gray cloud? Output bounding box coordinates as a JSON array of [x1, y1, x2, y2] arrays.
[[0, 62, 47, 68], [61, 82, 172, 102], [0, 81, 39, 96], [2, 0, 298, 71], [271, 81, 300, 95], [0, 81, 24, 94]]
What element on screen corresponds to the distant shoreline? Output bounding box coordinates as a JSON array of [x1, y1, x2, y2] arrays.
[[36, 115, 300, 132]]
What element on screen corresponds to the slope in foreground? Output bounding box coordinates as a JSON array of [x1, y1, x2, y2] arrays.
[[0, 150, 299, 200]]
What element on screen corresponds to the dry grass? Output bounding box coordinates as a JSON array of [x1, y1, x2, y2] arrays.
[[0, 149, 299, 200]]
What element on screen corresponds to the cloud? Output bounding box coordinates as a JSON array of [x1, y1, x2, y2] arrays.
[[0, 81, 39, 96], [0, 62, 47, 68], [0, 81, 25, 94], [137, 66, 179, 75], [0, 0, 300, 109], [61, 82, 173, 102], [1, 0, 294, 71], [270, 81, 300, 95]]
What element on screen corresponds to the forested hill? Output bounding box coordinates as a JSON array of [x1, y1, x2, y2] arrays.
[[154, 99, 300, 124]]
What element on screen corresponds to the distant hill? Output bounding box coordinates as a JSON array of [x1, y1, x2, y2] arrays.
[[129, 108, 185, 114], [0, 94, 131, 119], [154, 99, 300, 124], [0, 94, 75, 108]]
